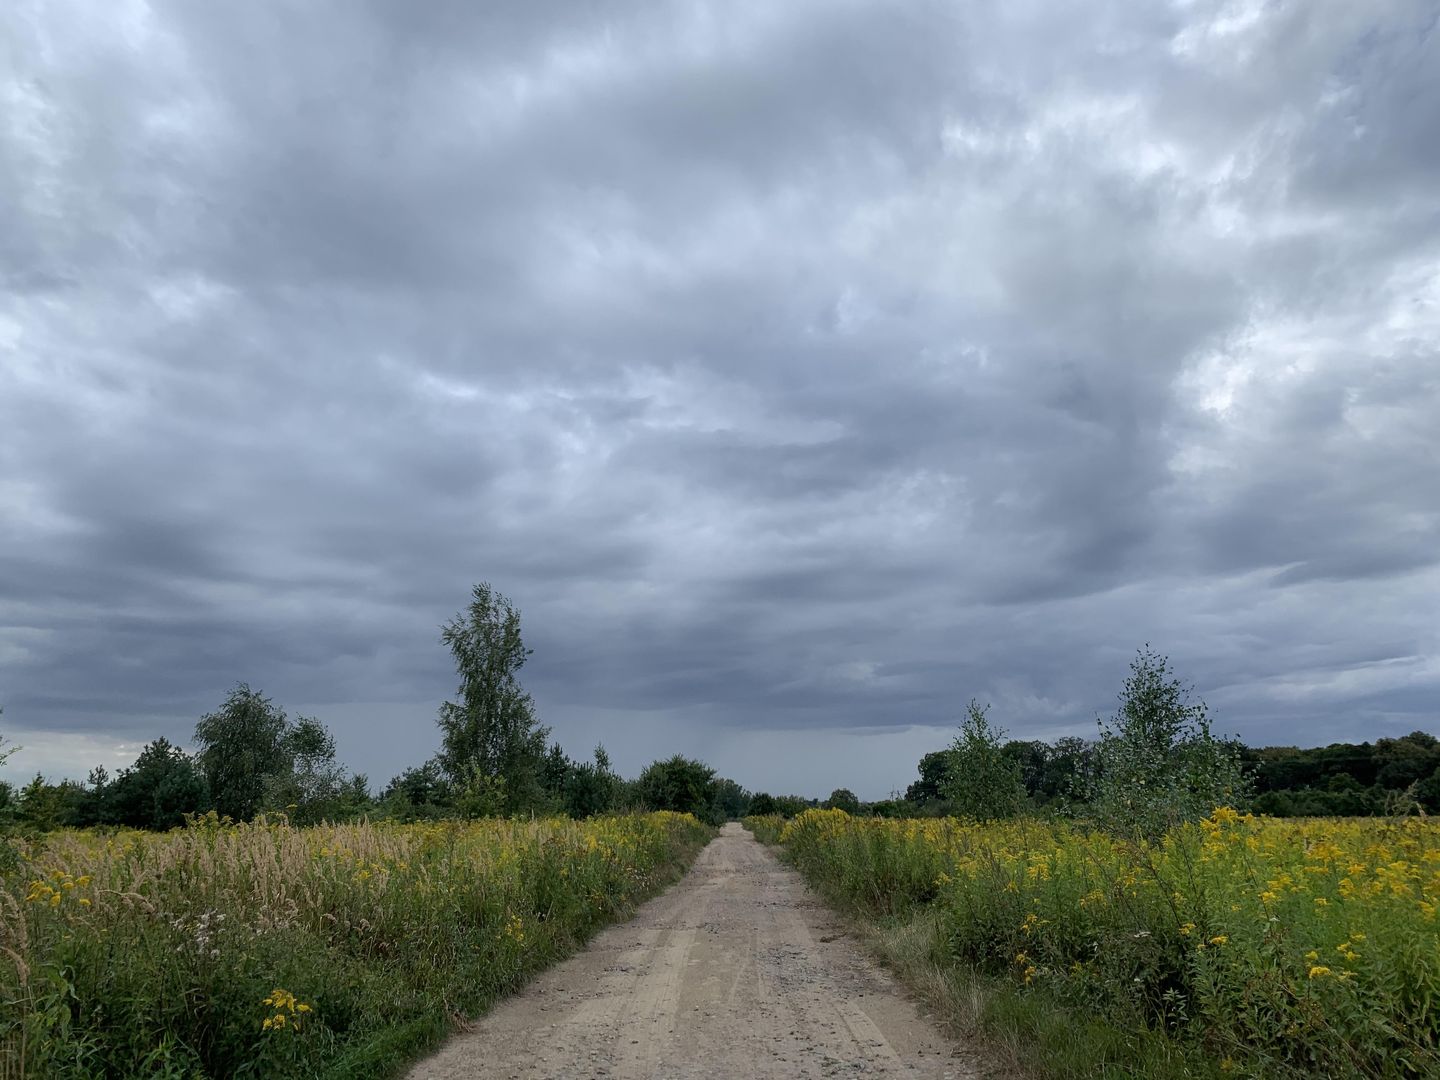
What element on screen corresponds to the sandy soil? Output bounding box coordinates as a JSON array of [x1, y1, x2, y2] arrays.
[[407, 822, 978, 1079]]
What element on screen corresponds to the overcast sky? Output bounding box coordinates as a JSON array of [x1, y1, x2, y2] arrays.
[[2, 1, 1437, 799]]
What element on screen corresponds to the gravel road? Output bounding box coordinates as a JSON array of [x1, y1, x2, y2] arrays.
[[407, 822, 977, 1079]]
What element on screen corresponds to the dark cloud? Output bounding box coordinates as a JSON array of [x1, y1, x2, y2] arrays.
[[2, 0, 1437, 797]]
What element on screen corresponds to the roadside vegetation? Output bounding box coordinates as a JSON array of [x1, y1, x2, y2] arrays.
[[5, 588, 1438, 1079], [747, 649, 1440, 1079], [2, 811, 711, 1077], [0, 583, 732, 1078]]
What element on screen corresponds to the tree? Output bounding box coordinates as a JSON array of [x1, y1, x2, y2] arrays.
[[109, 738, 209, 829], [943, 700, 1026, 821], [905, 749, 958, 807], [380, 761, 452, 820], [265, 716, 351, 824], [563, 745, 622, 819], [823, 788, 861, 814], [436, 583, 551, 814], [749, 792, 780, 816], [1089, 646, 1246, 838], [709, 777, 752, 821], [635, 755, 717, 820], [194, 684, 292, 821]]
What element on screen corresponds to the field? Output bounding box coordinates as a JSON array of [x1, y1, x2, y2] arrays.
[[0, 811, 712, 1078], [747, 809, 1440, 1079]]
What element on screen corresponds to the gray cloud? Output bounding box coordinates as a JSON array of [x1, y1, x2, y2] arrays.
[[2, 0, 1437, 797]]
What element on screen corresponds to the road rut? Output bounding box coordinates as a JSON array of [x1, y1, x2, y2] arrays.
[[407, 822, 976, 1079]]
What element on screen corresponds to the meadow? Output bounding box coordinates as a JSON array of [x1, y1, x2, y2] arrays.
[[747, 808, 1440, 1079], [0, 810, 712, 1078]]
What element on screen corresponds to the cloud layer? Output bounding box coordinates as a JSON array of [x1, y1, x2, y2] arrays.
[[3, 0, 1437, 796]]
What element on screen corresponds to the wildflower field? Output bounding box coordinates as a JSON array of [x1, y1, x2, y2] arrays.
[[747, 809, 1440, 1079], [1, 811, 711, 1078]]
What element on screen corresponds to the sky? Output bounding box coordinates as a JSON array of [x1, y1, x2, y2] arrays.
[[2, 1, 1437, 800]]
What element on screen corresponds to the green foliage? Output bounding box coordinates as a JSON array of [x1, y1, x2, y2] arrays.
[[264, 717, 360, 825], [435, 583, 551, 814], [1, 813, 712, 1078], [1089, 647, 1246, 838], [773, 808, 1440, 1079], [823, 788, 861, 814], [708, 777, 751, 822], [905, 749, 958, 808], [634, 755, 719, 822], [378, 761, 453, 821], [194, 684, 293, 822], [747, 792, 813, 818], [107, 738, 210, 829], [561, 746, 622, 819], [944, 701, 1026, 822]]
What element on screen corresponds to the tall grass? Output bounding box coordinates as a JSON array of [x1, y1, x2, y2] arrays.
[[1, 811, 712, 1078], [750, 808, 1440, 1078]]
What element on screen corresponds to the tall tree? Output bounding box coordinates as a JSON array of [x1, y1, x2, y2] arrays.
[[634, 755, 717, 821], [109, 737, 209, 829], [1089, 646, 1246, 838], [265, 716, 351, 824], [193, 684, 292, 821], [436, 583, 551, 813], [944, 700, 1026, 821]]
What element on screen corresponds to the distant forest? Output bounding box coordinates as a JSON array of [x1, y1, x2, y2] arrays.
[[890, 729, 1440, 819]]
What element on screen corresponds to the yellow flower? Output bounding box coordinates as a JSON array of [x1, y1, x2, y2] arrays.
[[1178, 922, 1195, 936], [1209, 935, 1228, 946], [1308, 966, 1332, 979]]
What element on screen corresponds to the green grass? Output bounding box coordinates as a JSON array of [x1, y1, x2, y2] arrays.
[[2, 813, 713, 1078]]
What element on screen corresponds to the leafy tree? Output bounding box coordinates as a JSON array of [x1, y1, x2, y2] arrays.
[[17, 774, 87, 830], [635, 755, 717, 821], [193, 684, 293, 822], [905, 749, 958, 807], [1089, 646, 1246, 838], [749, 792, 780, 816], [943, 700, 1026, 821], [823, 788, 861, 814], [563, 745, 622, 819], [264, 716, 353, 824], [436, 583, 551, 813], [709, 777, 752, 821], [379, 761, 452, 820], [108, 738, 210, 829], [1374, 732, 1440, 789]]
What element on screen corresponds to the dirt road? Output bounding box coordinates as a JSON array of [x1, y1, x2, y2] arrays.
[[408, 822, 976, 1079]]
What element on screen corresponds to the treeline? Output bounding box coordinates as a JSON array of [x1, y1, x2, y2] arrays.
[[802, 650, 1440, 825], [0, 584, 757, 832], [0, 720, 750, 831], [880, 730, 1440, 818]]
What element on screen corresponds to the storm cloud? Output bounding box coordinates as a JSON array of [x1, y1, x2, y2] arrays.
[[2, 0, 1437, 797]]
